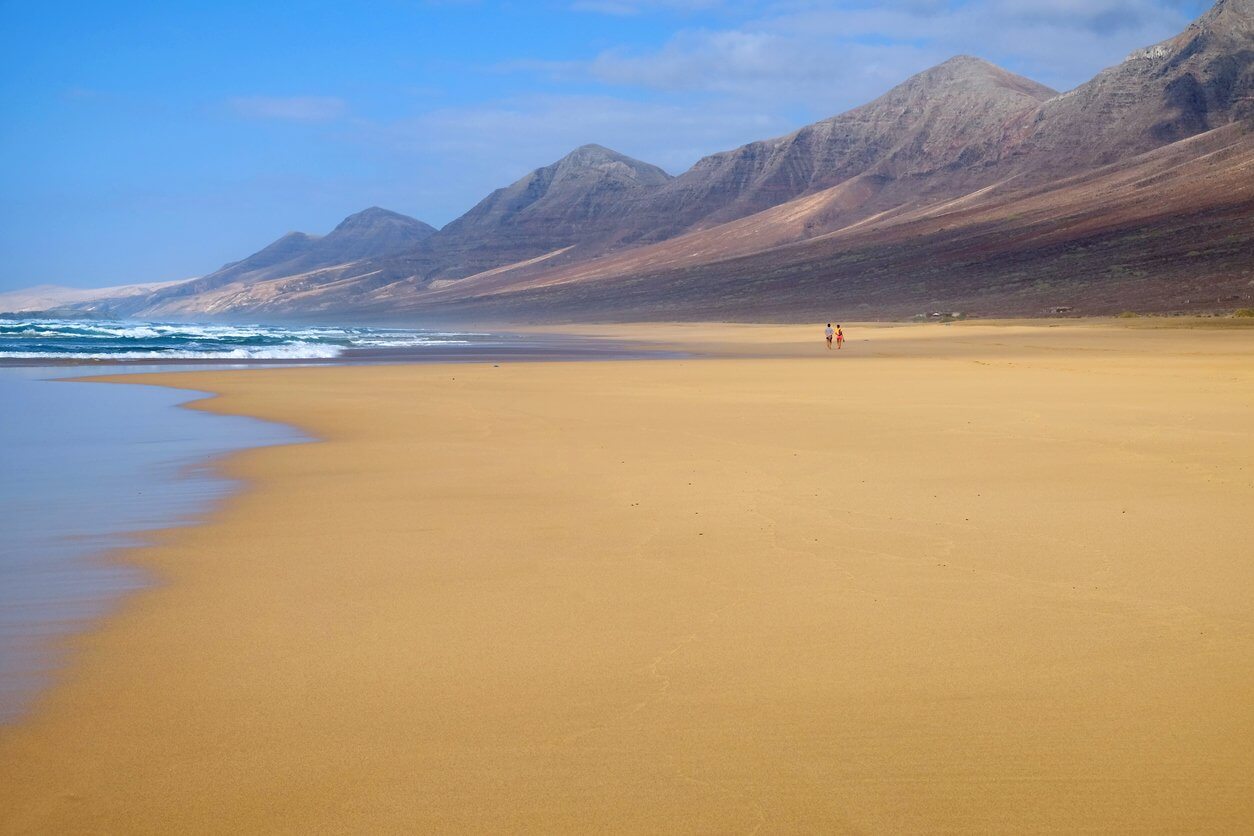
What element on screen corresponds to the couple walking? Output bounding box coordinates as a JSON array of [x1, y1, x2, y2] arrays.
[[825, 323, 844, 350]]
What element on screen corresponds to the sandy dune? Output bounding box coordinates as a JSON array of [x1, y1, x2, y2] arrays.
[[2, 322, 1252, 832]]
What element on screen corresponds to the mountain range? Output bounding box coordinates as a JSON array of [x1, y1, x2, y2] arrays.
[[17, 0, 1254, 322]]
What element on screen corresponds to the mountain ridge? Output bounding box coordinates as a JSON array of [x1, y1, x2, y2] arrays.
[[1011, 0, 1253, 171], [24, 0, 1254, 322], [406, 143, 673, 281], [607, 55, 1059, 246], [133, 207, 436, 311]]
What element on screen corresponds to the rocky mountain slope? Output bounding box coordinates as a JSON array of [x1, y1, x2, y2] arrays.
[[393, 144, 673, 282], [1010, 0, 1253, 173], [399, 124, 1253, 321], [126, 207, 436, 315], [613, 56, 1057, 245]]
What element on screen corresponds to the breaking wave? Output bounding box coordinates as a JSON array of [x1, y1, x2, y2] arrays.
[[0, 318, 474, 361]]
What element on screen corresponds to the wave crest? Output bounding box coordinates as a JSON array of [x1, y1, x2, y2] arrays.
[[0, 318, 480, 362]]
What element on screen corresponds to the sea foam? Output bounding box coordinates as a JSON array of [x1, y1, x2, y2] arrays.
[[0, 318, 477, 361]]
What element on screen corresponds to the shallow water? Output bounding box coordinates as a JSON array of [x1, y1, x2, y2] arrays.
[[0, 366, 299, 722]]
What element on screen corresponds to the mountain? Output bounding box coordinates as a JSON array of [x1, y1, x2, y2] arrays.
[[0, 278, 193, 315], [391, 144, 673, 283], [312, 207, 438, 263], [381, 0, 1254, 320], [403, 123, 1253, 321], [97, 147, 674, 318], [111, 207, 436, 316], [42, 0, 1254, 322], [186, 206, 433, 292], [1011, 0, 1254, 173], [615, 56, 1057, 245], [211, 231, 319, 282], [443, 144, 671, 245], [615, 0, 1251, 247]]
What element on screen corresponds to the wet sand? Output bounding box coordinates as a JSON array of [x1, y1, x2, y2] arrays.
[[2, 322, 1252, 832], [0, 368, 297, 723]]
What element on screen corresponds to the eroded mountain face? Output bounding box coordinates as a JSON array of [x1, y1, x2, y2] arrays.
[[615, 56, 1059, 245], [1014, 0, 1254, 172], [133, 208, 437, 313], [398, 144, 674, 282]]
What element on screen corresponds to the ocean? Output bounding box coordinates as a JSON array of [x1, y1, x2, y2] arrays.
[[0, 317, 648, 364], [0, 318, 481, 362]]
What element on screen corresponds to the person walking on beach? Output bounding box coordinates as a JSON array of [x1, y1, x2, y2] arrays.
[[836, 324, 845, 350], [825, 323, 834, 349]]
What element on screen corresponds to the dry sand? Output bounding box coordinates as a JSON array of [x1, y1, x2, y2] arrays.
[[2, 322, 1253, 832]]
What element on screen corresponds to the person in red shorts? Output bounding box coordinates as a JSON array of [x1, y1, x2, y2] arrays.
[[835, 325, 844, 349]]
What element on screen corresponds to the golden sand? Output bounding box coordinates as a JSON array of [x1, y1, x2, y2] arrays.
[[2, 322, 1252, 832]]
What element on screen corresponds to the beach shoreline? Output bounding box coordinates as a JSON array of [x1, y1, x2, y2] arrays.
[[2, 321, 1252, 832], [0, 321, 675, 367], [0, 369, 302, 724]]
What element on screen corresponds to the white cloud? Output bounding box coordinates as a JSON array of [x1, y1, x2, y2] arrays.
[[587, 27, 938, 111], [564, 0, 1204, 108], [229, 96, 348, 122]]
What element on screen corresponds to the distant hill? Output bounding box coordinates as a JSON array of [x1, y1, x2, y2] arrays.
[[120, 207, 436, 317], [27, 0, 1254, 322], [0, 279, 193, 315]]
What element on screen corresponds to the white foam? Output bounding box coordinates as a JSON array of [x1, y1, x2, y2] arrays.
[[0, 343, 345, 360], [0, 317, 483, 361], [349, 337, 472, 347]]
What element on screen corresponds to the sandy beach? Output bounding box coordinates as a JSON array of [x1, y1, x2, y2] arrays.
[[2, 321, 1252, 832]]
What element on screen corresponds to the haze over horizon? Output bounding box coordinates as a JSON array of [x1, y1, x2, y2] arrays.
[[1, 0, 1213, 291]]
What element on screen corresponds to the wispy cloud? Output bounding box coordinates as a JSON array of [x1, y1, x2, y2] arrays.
[[229, 95, 348, 122], [552, 0, 1203, 106], [367, 92, 785, 174]]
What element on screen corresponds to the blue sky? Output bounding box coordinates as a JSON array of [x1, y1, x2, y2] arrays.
[[0, 0, 1210, 290]]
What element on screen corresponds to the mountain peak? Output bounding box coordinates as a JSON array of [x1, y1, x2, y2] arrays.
[[937, 54, 997, 70], [1203, 0, 1253, 22], [568, 143, 618, 158], [1125, 0, 1251, 62], [416, 144, 673, 279], [1045, 0, 1253, 151], [905, 55, 1057, 99], [347, 205, 403, 220], [548, 144, 673, 183], [1192, 0, 1253, 39], [330, 207, 435, 236]]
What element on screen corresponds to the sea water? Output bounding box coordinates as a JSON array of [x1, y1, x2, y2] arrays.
[[0, 366, 299, 722], [0, 318, 479, 361]]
